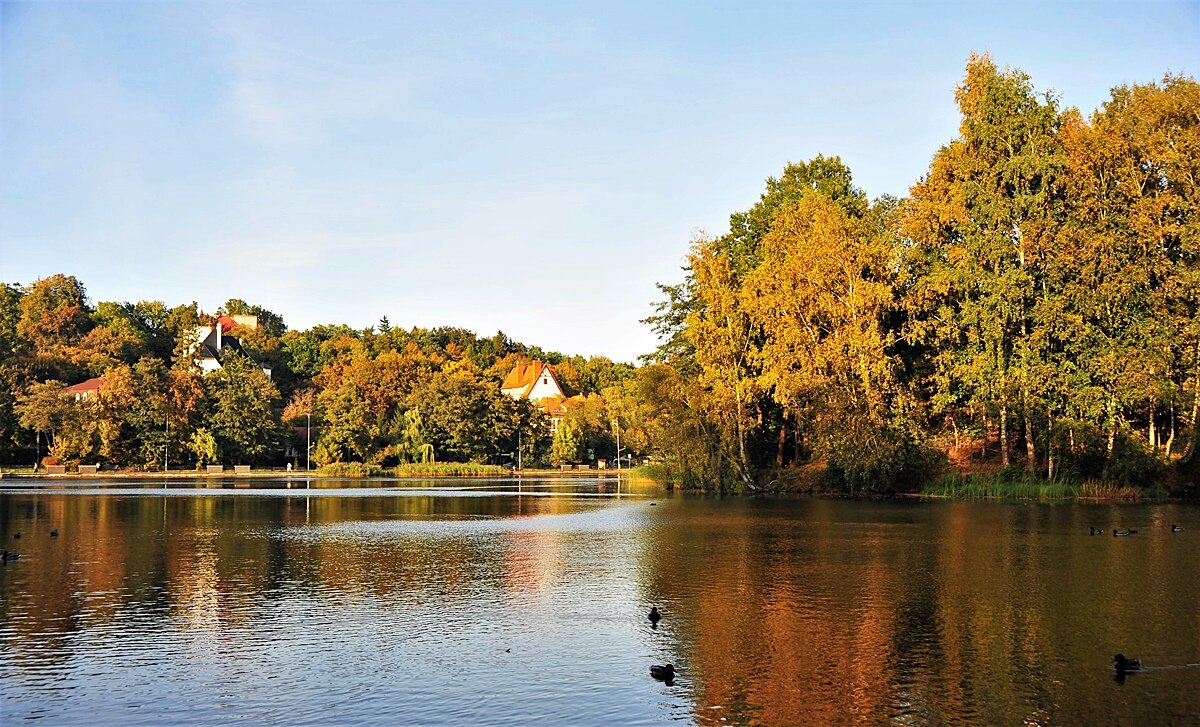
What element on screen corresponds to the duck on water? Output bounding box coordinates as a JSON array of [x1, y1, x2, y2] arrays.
[[1113, 654, 1143, 673]]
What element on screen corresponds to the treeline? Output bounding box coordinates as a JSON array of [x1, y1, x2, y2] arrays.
[[642, 55, 1200, 492], [0, 277, 644, 469]]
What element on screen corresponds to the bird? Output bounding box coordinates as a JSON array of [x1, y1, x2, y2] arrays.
[[50, 529, 58, 538], [1172, 525, 1185, 533], [650, 664, 675, 681], [12, 532, 20, 540], [1, 550, 19, 562], [648, 606, 661, 625], [1113, 654, 1142, 673], [1088, 527, 1105, 535], [1113, 529, 1137, 537]]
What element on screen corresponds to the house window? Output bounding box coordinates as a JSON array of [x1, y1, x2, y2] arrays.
[[543, 378, 548, 385]]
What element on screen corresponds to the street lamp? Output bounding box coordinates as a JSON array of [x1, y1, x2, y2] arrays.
[[306, 412, 311, 472], [612, 419, 624, 472]]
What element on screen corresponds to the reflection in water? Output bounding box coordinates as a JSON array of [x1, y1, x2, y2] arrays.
[[2, 480, 1199, 725]]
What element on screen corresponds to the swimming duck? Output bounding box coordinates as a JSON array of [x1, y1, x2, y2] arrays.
[[1112, 529, 1138, 537], [1171, 525, 1185, 533], [650, 664, 675, 681], [1113, 654, 1142, 672], [12, 532, 20, 540], [1, 550, 19, 561], [649, 607, 661, 625], [50, 529, 58, 538], [1088, 527, 1105, 535]]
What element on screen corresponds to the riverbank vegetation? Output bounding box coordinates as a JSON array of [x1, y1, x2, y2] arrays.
[[0, 280, 645, 471], [639, 55, 1200, 495], [2, 55, 1197, 498]]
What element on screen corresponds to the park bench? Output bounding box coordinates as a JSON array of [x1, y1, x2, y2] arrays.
[[78, 464, 99, 475], [45, 465, 67, 475], [207, 465, 224, 475], [234, 465, 251, 474]]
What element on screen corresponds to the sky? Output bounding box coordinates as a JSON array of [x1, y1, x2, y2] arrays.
[[1, 1, 1197, 362]]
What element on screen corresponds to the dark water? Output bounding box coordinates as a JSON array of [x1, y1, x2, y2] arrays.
[[2, 477, 1199, 725]]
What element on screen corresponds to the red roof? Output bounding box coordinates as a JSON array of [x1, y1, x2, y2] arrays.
[[502, 360, 551, 397], [216, 315, 237, 333], [62, 377, 103, 395]]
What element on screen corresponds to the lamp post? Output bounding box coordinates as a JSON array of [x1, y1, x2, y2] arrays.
[[306, 412, 311, 472], [164, 417, 169, 472], [613, 419, 625, 471]]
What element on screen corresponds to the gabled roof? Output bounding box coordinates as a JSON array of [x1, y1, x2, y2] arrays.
[[501, 360, 551, 397], [62, 377, 103, 395]]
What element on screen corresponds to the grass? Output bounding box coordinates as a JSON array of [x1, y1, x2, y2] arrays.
[[314, 462, 392, 477], [922, 473, 1167, 501], [627, 464, 670, 482], [393, 462, 509, 477]]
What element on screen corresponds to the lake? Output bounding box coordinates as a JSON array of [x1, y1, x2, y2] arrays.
[[2, 477, 1198, 725]]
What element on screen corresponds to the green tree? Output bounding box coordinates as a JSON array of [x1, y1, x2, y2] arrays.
[[203, 354, 282, 464], [551, 419, 583, 465]]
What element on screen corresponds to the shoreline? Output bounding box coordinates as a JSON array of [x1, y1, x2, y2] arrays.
[[0, 468, 630, 482]]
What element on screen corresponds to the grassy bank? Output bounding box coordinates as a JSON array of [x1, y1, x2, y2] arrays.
[[920, 473, 1170, 501], [394, 463, 509, 477], [313, 462, 511, 477]]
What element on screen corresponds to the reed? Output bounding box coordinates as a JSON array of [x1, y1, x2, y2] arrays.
[[393, 462, 509, 477]]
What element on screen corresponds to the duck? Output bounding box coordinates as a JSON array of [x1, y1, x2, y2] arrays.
[[1113, 654, 1142, 672], [1112, 529, 1138, 537], [1088, 527, 1105, 535], [649, 664, 675, 681], [1171, 525, 1185, 533], [1, 550, 19, 562], [50, 529, 58, 538], [649, 606, 661, 625], [12, 532, 20, 540]]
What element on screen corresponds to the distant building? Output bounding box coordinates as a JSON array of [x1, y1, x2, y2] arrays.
[[501, 360, 565, 401], [62, 377, 103, 402], [193, 314, 272, 378], [500, 360, 582, 431]]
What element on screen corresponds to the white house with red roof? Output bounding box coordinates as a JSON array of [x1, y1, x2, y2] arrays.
[[500, 360, 582, 430], [62, 377, 103, 402], [501, 360, 565, 401], [192, 314, 272, 378]]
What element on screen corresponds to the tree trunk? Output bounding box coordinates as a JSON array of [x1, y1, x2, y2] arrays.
[[981, 416, 989, 459], [733, 393, 753, 489], [1166, 403, 1176, 456], [1025, 412, 1036, 472], [775, 412, 787, 469], [794, 418, 803, 463], [1149, 404, 1157, 449], [1047, 415, 1055, 480], [1000, 405, 1010, 468], [1107, 397, 1117, 458]]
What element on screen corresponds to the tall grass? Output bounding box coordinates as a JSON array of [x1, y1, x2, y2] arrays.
[[394, 462, 509, 477], [314, 462, 390, 477], [922, 473, 1162, 500]]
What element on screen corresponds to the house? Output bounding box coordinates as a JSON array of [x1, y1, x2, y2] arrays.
[[62, 377, 103, 402], [192, 314, 272, 378], [500, 360, 582, 430], [501, 360, 565, 401]]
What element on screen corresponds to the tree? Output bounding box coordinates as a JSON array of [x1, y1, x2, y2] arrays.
[[17, 274, 92, 353], [551, 419, 582, 465], [203, 354, 282, 464], [14, 380, 70, 454], [903, 53, 1065, 471]]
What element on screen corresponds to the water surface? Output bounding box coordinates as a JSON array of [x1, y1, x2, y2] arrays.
[[2, 478, 1198, 725]]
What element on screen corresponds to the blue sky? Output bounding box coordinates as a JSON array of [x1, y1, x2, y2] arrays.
[[2, 1, 1197, 362]]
